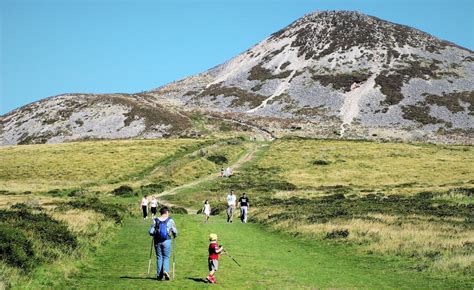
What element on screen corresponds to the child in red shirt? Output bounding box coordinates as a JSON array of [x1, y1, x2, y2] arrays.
[[207, 233, 224, 284]]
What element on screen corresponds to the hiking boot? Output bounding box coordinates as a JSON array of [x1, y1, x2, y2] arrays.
[[206, 275, 214, 283], [163, 272, 170, 280]]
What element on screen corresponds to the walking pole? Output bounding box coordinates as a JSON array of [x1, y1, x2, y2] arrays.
[[147, 237, 154, 275], [172, 237, 176, 280], [223, 249, 241, 267]]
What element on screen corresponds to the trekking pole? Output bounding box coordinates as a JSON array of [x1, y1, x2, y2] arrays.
[[223, 249, 241, 267], [147, 237, 154, 275], [172, 237, 176, 280]]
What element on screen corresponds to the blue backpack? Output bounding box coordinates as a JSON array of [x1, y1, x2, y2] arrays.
[[153, 218, 170, 242]]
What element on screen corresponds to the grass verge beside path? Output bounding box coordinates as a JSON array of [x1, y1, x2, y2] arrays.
[[58, 215, 471, 289]]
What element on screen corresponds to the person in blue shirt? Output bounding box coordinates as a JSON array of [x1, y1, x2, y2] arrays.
[[149, 207, 178, 280]]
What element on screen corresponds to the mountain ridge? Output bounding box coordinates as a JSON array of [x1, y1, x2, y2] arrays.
[[2, 10, 473, 145]]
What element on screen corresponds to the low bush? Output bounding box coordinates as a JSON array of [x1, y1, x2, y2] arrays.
[[210, 204, 228, 216], [448, 187, 474, 197], [322, 193, 346, 201], [207, 155, 228, 165], [170, 207, 188, 215], [139, 182, 170, 196], [255, 190, 473, 225], [197, 203, 227, 216], [0, 209, 78, 250], [10, 201, 43, 211], [111, 185, 135, 196], [416, 191, 434, 199], [325, 229, 349, 239], [312, 159, 331, 165], [263, 193, 473, 222], [0, 224, 35, 270], [47, 188, 82, 197]]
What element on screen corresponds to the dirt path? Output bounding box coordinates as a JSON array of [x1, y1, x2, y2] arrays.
[[156, 143, 263, 213]]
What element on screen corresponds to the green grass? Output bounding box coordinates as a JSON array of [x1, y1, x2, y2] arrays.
[[160, 139, 474, 274], [258, 138, 474, 194], [164, 142, 271, 209], [0, 139, 203, 193], [2, 137, 473, 287], [37, 214, 471, 289], [144, 138, 253, 189]]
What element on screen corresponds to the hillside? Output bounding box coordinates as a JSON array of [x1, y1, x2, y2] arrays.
[[1, 11, 473, 145], [1, 138, 472, 288]]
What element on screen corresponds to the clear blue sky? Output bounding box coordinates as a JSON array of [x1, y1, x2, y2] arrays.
[[1, 0, 473, 114]]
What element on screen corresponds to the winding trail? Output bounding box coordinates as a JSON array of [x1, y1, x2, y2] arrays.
[[156, 142, 263, 213]]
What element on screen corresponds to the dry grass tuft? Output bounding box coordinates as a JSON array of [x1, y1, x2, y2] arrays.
[[50, 209, 103, 233]]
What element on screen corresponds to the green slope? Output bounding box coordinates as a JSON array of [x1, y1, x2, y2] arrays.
[[57, 215, 470, 289]]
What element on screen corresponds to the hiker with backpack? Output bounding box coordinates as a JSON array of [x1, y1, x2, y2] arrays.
[[148, 207, 178, 281]]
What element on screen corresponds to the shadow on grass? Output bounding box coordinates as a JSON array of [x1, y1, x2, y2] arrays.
[[119, 276, 157, 281], [186, 277, 208, 283]]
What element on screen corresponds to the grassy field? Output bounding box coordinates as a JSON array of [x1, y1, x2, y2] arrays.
[[38, 215, 470, 289], [163, 138, 474, 275], [1, 137, 473, 288], [258, 138, 474, 195], [0, 139, 204, 193]]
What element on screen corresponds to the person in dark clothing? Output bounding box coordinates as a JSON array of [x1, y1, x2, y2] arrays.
[[141, 195, 149, 219], [238, 193, 250, 223]]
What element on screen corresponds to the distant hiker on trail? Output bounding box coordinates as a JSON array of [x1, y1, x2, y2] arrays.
[[238, 192, 250, 223], [225, 167, 233, 177], [141, 195, 149, 219], [203, 200, 211, 222], [150, 196, 158, 218], [149, 207, 178, 281], [206, 233, 224, 284], [226, 190, 236, 223], [220, 167, 224, 177]]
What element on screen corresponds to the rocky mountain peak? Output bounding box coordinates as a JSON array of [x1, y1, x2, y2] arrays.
[[2, 11, 473, 145], [271, 10, 465, 61]]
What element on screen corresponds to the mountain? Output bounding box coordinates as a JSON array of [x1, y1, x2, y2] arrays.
[[1, 11, 473, 145]]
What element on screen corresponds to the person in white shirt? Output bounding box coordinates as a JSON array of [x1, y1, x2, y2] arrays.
[[141, 195, 149, 219], [203, 200, 211, 222], [225, 167, 232, 177], [150, 196, 158, 218], [226, 190, 236, 223]]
